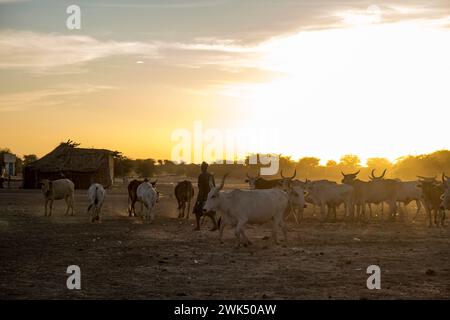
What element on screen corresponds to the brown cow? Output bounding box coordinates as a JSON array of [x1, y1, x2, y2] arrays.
[[174, 180, 195, 219], [416, 176, 445, 227]]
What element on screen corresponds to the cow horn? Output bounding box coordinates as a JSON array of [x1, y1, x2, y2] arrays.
[[370, 169, 376, 179], [151, 179, 158, 185], [290, 169, 297, 179], [417, 175, 436, 181], [352, 170, 360, 176], [371, 169, 386, 179], [341, 171, 346, 177], [209, 175, 215, 189], [218, 173, 229, 190], [280, 170, 285, 179], [442, 173, 449, 185]]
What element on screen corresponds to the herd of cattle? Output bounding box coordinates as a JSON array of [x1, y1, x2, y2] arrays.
[[38, 170, 449, 247]]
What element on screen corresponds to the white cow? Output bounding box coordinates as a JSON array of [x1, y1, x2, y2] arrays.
[[87, 183, 106, 223], [369, 171, 422, 219], [41, 178, 75, 216], [304, 180, 353, 220], [292, 179, 336, 217], [136, 181, 159, 223], [288, 185, 306, 222], [395, 180, 422, 220], [203, 174, 290, 247]]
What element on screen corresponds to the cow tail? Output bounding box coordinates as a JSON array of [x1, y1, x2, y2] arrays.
[[94, 186, 99, 205]]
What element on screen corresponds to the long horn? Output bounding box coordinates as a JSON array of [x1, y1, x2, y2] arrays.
[[370, 169, 376, 179], [209, 175, 215, 189], [151, 179, 158, 184], [353, 170, 360, 176], [380, 169, 387, 179], [280, 170, 285, 179], [341, 171, 346, 177], [290, 169, 297, 179], [218, 173, 229, 190], [417, 175, 436, 181]]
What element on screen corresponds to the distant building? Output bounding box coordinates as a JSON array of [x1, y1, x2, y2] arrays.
[[2, 153, 16, 177], [23, 142, 115, 189]]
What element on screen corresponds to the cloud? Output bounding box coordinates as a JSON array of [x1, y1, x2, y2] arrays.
[[0, 30, 159, 72], [0, 30, 261, 73], [85, 0, 229, 9], [0, 84, 117, 112]]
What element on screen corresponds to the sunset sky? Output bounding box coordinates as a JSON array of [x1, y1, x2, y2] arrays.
[[0, 0, 449, 164]]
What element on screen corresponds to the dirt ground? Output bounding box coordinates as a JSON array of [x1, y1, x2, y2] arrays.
[[0, 178, 449, 299]]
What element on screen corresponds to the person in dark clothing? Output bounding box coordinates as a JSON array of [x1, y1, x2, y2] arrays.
[[193, 162, 218, 231]]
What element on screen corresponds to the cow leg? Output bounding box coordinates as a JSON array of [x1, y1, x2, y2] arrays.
[[177, 201, 182, 218], [131, 200, 137, 217], [98, 204, 103, 222], [219, 218, 226, 244], [91, 206, 96, 223], [387, 201, 396, 221], [149, 206, 155, 223], [426, 205, 432, 227], [368, 204, 373, 218], [49, 200, 53, 217], [298, 206, 304, 221], [186, 200, 191, 220], [44, 199, 48, 216], [279, 217, 288, 242], [209, 213, 218, 231], [319, 204, 326, 221], [414, 200, 421, 220], [271, 218, 280, 245], [194, 213, 201, 231], [360, 203, 366, 220], [69, 195, 74, 216], [64, 197, 70, 215], [234, 220, 246, 248]]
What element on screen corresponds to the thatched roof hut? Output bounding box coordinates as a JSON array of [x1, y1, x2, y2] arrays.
[[23, 142, 115, 189]]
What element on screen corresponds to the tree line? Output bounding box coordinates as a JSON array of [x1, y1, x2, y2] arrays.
[[2, 147, 449, 182], [114, 150, 450, 182]]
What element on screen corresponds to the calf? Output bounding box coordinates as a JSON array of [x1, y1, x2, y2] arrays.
[[136, 181, 159, 223], [174, 180, 194, 219], [41, 178, 75, 216], [87, 183, 106, 223]]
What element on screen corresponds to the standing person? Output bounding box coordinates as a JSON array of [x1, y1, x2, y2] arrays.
[[193, 162, 218, 231]]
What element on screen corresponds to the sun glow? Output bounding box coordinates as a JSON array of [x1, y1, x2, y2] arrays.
[[223, 19, 450, 162]]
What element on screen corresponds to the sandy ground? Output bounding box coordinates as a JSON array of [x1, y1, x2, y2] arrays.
[[0, 178, 449, 299]]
